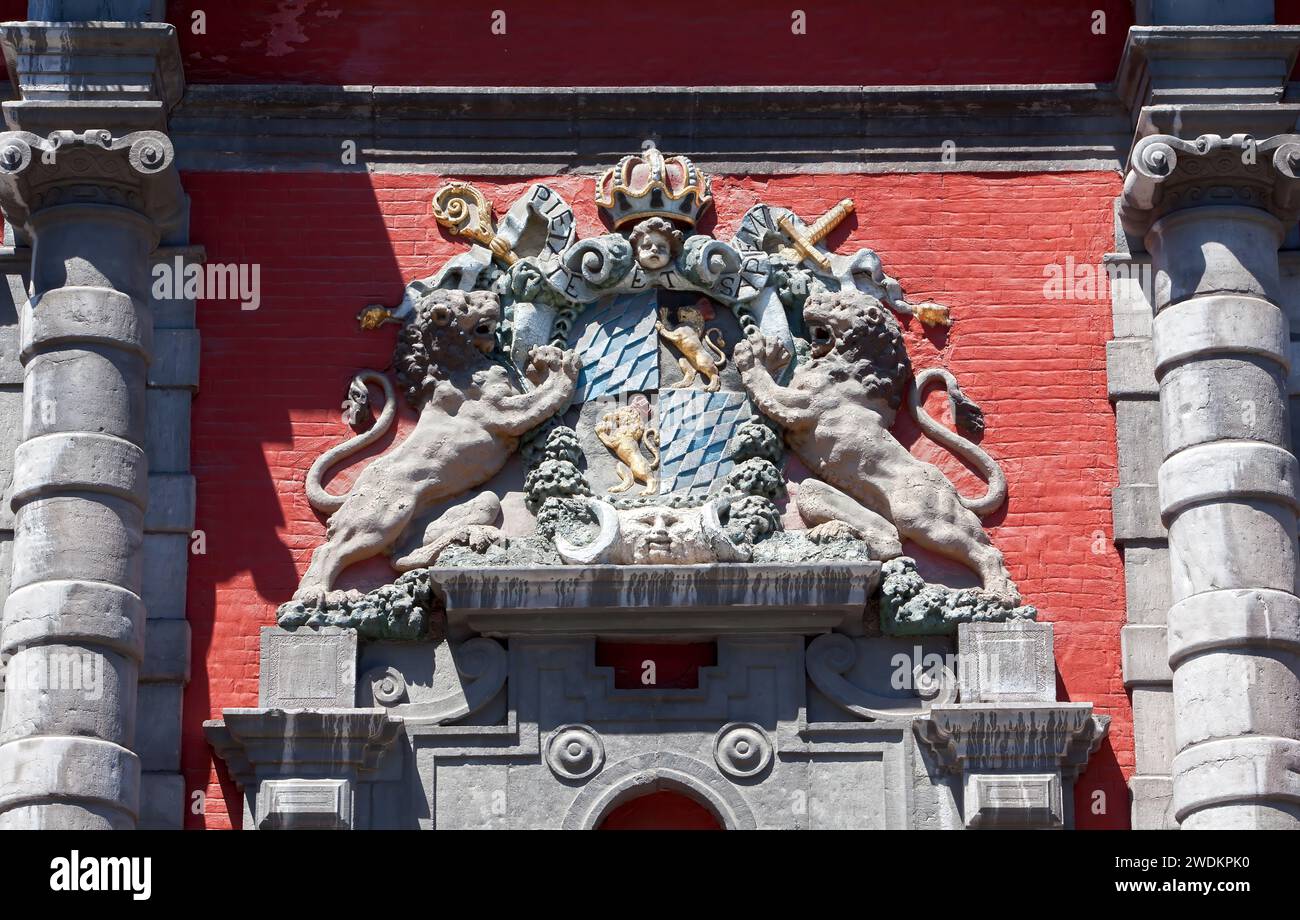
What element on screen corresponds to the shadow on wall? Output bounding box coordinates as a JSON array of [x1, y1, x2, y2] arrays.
[[179, 171, 411, 829]]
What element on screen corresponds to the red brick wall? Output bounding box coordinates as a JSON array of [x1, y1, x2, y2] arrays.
[[180, 168, 1129, 829], [165, 0, 1132, 87]]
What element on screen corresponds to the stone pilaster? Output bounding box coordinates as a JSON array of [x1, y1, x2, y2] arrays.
[[1121, 132, 1300, 829], [0, 129, 182, 828]]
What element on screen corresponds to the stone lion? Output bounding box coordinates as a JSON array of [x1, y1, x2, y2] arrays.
[[733, 289, 1017, 599], [292, 288, 580, 604]]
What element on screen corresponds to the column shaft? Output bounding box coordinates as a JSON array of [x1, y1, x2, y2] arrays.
[[1148, 205, 1300, 829], [0, 203, 154, 829]]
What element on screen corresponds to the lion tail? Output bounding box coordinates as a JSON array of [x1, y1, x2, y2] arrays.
[[705, 328, 728, 368], [305, 370, 397, 515], [643, 428, 661, 469], [907, 367, 1007, 518]]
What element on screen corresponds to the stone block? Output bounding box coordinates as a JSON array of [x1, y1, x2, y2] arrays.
[[138, 771, 184, 830], [145, 387, 192, 473], [144, 473, 195, 533], [142, 618, 190, 683], [1112, 483, 1164, 541], [1121, 624, 1173, 685], [1129, 774, 1176, 830], [1106, 338, 1157, 398], [140, 533, 188, 618], [957, 621, 1055, 703], [135, 682, 182, 772], [147, 328, 200, 389], [964, 772, 1062, 828], [256, 778, 351, 830], [1123, 543, 1172, 626], [259, 627, 357, 709], [1131, 685, 1175, 776]]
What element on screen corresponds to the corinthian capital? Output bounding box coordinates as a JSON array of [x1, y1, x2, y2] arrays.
[[0, 128, 186, 243], [1120, 133, 1300, 236]]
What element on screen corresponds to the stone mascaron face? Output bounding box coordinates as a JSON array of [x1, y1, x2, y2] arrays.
[[616, 505, 716, 565]]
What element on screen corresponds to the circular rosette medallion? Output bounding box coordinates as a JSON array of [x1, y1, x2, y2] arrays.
[[713, 722, 773, 779], [545, 724, 606, 781]]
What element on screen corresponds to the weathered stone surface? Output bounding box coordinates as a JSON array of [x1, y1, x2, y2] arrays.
[[430, 562, 878, 637], [957, 621, 1055, 703], [277, 571, 433, 641], [880, 557, 1036, 636], [259, 627, 358, 708]]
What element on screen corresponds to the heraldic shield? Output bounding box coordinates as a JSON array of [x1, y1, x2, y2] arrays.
[[276, 139, 1038, 642]]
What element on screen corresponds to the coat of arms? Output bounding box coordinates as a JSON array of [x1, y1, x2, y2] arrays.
[[278, 142, 1035, 639]]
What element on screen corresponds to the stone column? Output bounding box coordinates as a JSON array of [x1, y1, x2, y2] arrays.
[[0, 130, 183, 829], [1122, 133, 1300, 829]]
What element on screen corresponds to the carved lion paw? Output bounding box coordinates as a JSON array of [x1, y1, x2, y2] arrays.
[[455, 524, 506, 553], [733, 334, 760, 372], [806, 520, 865, 544], [763, 338, 791, 374], [525, 345, 567, 384]]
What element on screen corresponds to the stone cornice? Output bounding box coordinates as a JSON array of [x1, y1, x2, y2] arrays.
[[1117, 25, 1300, 123], [204, 709, 403, 787], [915, 703, 1110, 781], [168, 83, 1131, 174], [0, 21, 184, 134]]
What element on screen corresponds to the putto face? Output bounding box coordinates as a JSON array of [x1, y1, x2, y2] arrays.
[[635, 231, 673, 271]]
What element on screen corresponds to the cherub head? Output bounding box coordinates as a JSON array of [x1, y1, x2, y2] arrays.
[[629, 216, 685, 271]]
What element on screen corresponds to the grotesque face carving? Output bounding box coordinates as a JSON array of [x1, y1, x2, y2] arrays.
[[552, 498, 752, 566], [628, 216, 685, 272], [618, 506, 714, 564]]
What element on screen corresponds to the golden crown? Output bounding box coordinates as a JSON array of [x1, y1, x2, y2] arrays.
[[596, 141, 713, 229]]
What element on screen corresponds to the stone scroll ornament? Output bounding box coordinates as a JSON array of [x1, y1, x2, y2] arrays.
[[279, 140, 1033, 638]]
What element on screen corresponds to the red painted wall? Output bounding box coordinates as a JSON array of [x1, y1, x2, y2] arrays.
[[165, 0, 1132, 87], [181, 167, 1130, 829]]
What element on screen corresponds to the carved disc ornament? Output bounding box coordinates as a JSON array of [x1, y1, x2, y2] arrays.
[[714, 723, 773, 779], [546, 724, 606, 780]]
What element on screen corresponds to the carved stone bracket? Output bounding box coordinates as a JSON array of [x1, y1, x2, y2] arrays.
[[915, 704, 1109, 828], [0, 128, 186, 244], [204, 709, 403, 830], [1120, 132, 1300, 235], [806, 633, 956, 721]]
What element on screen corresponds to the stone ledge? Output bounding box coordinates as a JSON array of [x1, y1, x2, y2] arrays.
[[430, 562, 879, 638], [169, 83, 1130, 174]]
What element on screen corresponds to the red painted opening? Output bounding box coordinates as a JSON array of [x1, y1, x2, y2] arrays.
[[597, 791, 724, 830], [594, 641, 717, 689]]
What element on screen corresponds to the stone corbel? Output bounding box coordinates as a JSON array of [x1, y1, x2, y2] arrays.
[[204, 709, 403, 830], [913, 622, 1109, 828], [915, 704, 1109, 828]]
